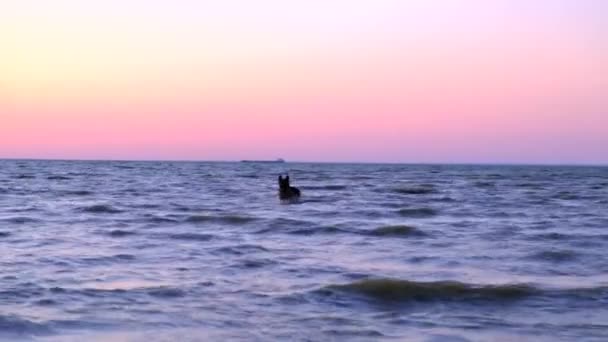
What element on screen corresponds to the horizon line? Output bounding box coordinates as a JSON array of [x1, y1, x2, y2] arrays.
[[1, 157, 607, 167]]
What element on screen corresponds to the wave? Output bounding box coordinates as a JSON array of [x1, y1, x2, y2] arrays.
[[63, 190, 94, 196], [168, 233, 214, 241], [114, 165, 136, 169], [318, 278, 536, 302], [215, 244, 270, 255], [516, 182, 546, 189], [34, 299, 57, 306], [393, 186, 435, 195], [80, 254, 137, 264], [185, 214, 256, 225], [366, 225, 426, 237], [0, 315, 53, 336], [282, 224, 427, 238], [529, 249, 578, 262], [47, 175, 71, 180], [397, 208, 438, 218], [3, 216, 40, 224], [48, 284, 187, 300], [269, 218, 314, 228], [239, 258, 278, 269], [114, 254, 136, 260], [147, 287, 186, 298], [324, 328, 384, 338], [556, 191, 580, 200], [80, 205, 123, 214], [305, 185, 348, 191], [473, 181, 495, 188], [107, 230, 136, 237], [317, 278, 608, 303], [14, 174, 35, 179], [146, 216, 179, 224], [432, 196, 456, 202], [526, 232, 587, 241], [288, 226, 348, 235]]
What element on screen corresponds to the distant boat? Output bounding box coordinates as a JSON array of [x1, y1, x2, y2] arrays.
[[240, 158, 285, 164]]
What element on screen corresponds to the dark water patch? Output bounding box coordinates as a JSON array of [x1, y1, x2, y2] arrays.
[[145, 216, 179, 224], [121, 188, 142, 196], [556, 191, 580, 200], [171, 204, 192, 212], [131, 204, 162, 210], [305, 185, 348, 191], [0, 315, 53, 336], [269, 218, 314, 228], [147, 287, 186, 298], [297, 198, 327, 204], [48, 319, 118, 332], [63, 190, 94, 196], [409, 256, 435, 263], [529, 250, 578, 262], [79, 205, 123, 214], [239, 258, 278, 269], [168, 233, 214, 241], [34, 299, 57, 306], [318, 279, 536, 302], [397, 208, 438, 218], [488, 211, 512, 218], [323, 328, 384, 338], [516, 182, 546, 189], [14, 174, 35, 179], [0, 231, 11, 238], [0, 283, 46, 300], [215, 244, 270, 255], [3, 217, 40, 224], [393, 186, 436, 195], [106, 230, 136, 238], [47, 175, 71, 180], [432, 197, 456, 202], [256, 218, 317, 233], [376, 201, 405, 209], [347, 175, 376, 180], [366, 225, 426, 237], [114, 165, 136, 169], [217, 215, 258, 224], [289, 226, 350, 236], [473, 181, 495, 188], [528, 232, 569, 241], [113, 254, 136, 260], [80, 254, 136, 264], [50, 285, 184, 300], [185, 214, 256, 225]]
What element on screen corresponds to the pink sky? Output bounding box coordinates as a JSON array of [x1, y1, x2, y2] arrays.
[[1, 0, 607, 163]]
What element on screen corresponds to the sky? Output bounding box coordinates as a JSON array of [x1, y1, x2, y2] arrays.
[[1, 0, 607, 163]]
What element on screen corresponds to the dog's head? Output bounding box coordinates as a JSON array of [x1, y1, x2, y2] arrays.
[[278, 175, 290, 190]]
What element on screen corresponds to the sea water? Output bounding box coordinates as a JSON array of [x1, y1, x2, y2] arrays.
[[1, 160, 607, 341]]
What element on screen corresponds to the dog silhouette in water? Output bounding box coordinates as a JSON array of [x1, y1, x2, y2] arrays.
[[278, 174, 301, 202]]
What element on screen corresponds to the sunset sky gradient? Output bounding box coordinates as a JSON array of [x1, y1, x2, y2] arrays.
[[1, 0, 607, 163]]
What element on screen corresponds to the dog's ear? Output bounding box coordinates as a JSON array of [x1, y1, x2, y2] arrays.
[[278, 175, 283, 182], [285, 175, 290, 183]]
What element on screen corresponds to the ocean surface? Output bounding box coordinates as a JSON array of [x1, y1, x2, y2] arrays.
[[1, 160, 607, 341]]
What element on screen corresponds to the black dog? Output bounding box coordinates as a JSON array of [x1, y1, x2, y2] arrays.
[[278, 175, 301, 201]]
